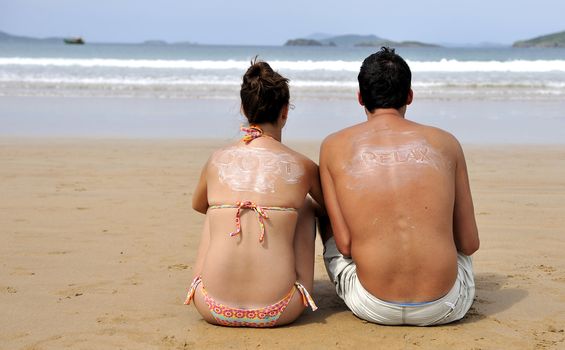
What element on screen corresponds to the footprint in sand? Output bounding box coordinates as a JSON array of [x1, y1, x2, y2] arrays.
[[536, 264, 556, 274], [55, 280, 111, 300], [167, 263, 189, 271], [161, 335, 194, 349], [48, 250, 71, 255], [533, 324, 565, 349], [506, 273, 531, 281], [10, 267, 35, 276], [96, 313, 125, 325], [2, 286, 18, 294]]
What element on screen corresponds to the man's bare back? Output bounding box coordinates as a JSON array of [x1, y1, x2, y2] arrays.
[[319, 47, 479, 325], [321, 109, 478, 302]]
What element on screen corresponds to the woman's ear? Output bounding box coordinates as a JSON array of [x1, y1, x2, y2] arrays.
[[279, 104, 289, 127]]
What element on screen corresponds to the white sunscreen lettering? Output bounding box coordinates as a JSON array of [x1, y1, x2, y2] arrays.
[[212, 147, 304, 193], [348, 143, 441, 175], [344, 141, 444, 189]]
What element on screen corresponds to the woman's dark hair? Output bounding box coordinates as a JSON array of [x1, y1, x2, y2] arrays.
[[240, 57, 289, 124], [357, 47, 412, 112]]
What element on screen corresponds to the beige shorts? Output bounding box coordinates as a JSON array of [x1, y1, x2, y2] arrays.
[[323, 237, 475, 326]]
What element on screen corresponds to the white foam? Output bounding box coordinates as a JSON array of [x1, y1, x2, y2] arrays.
[[408, 59, 565, 73], [2, 57, 565, 72]]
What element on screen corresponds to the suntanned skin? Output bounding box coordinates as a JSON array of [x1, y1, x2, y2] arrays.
[[320, 90, 479, 303], [191, 109, 325, 326]]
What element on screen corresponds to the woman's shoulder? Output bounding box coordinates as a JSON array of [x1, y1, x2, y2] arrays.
[[208, 142, 317, 177], [277, 143, 317, 169]]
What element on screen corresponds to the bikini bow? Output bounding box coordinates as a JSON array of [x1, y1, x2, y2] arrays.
[[230, 200, 270, 242], [241, 125, 264, 144]]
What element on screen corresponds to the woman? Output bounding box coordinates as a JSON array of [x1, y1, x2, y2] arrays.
[[185, 59, 325, 327]]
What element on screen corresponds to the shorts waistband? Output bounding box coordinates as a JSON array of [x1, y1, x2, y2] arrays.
[[357, 274, 461, 309]]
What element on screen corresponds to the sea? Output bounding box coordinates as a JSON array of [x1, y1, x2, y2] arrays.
[[1, 41, 565, 143]]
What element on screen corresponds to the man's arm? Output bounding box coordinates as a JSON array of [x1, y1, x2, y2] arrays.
[[320, 139, 352, 257], [452, 141, 480, 255]]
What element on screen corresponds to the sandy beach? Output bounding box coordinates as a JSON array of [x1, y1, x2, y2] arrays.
[[1, 138, 564, 350]]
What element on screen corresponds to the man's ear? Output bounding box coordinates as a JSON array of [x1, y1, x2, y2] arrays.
[[357, 91, 364, 106], [406, 88, 413, 106]]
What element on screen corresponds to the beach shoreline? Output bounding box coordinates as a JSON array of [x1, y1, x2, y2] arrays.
[[1, 138, 564, 349], [1, 95, 565, 144]]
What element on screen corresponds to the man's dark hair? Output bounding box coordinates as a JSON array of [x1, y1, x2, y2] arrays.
[[357, 47, 412, 112]]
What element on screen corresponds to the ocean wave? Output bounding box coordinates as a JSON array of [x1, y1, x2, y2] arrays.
[[2, 79, 564, 102], [0, 75, 242, 86], [2, 57, 565, 72], [2, 73, 565, 89]]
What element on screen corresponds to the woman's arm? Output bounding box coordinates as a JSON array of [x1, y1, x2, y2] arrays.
[[191, 214, 210, 279], [192, 160, 209, 214], [307, 161, 326, 215]]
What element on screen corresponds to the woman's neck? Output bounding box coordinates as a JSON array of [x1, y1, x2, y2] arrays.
[[253, 123, 282, 142]]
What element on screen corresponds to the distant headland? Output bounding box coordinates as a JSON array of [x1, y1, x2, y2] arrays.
[[0, 30, 196, 46], [284, 34, 440, 48], [0, 30, 63, 43], [512, 30, 565, 48], [3, 29, 565, 48]]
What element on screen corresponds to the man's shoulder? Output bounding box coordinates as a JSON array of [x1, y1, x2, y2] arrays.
[[410, 121, 460, 146], [322, 123, 365, 148], [320, 126, 360, 167]]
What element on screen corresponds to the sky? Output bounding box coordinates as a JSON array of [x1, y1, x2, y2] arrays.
[[1, 0, 564, 46]]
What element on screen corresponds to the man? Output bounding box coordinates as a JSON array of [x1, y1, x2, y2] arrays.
[[319, 47, 479, 326]]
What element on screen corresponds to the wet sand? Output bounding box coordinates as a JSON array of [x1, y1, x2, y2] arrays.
[[2, 96, 565, 144], [1, 138, 564, 349]]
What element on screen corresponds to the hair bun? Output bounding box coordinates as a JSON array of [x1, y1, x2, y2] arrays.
[[240, 57, 289, 125], [246, 63, 263, 79]]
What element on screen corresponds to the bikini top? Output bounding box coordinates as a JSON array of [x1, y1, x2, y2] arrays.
[[241, 124, 274, 144], [209, 201, 297, 242], [209, 125, 297, 243]]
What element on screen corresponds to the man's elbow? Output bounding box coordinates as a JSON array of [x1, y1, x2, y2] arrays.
[[459, 238, 480, 256], [338, 246, 351, 258], [335, 239, 351, 258]]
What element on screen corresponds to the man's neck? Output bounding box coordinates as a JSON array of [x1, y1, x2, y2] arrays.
[[366, 107, 406, 121]]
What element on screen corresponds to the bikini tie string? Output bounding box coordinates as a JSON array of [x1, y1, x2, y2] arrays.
[[230, 200, 269, 242], [295, 282, 319, 311], [184, 275, 202, 305], [241, 124, 263, 144]]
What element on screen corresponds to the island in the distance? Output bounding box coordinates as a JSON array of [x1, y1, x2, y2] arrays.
[[284, 34, 440, 48], [512, 30, 565, 48], [0, 30, 196, 46]]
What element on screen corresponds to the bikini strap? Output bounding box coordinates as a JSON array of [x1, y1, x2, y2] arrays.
[[295, 282, 318, 311], [208, 203, 297, 242], [230, 201, 269, 242], [241, 124, 264, 144], [184, 276, 202, 305]]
